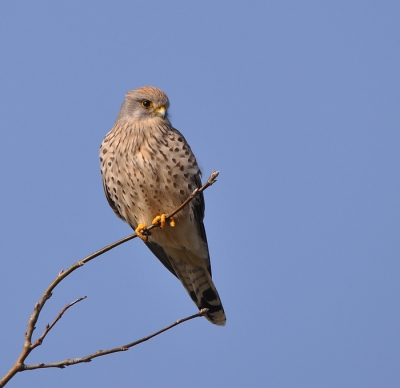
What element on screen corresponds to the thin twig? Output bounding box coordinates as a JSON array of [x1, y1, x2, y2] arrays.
[[146, 170, 219, 232], [31, 297, 87, 349], [23, 309, 209, 370], [0, 171, 219, 387]]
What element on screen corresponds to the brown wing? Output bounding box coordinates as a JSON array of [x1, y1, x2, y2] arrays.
[[145, 172, 210, 278], [144, 240, 177, 278], [145, 172, 211, 278], [192, 172, 212, 276]]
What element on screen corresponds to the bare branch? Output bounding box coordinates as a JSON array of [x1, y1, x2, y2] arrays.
[[23, 309, 209, 370], [0, 297, 87, 387], [0, 171, 219, 387], [31, 297, 87, 349]]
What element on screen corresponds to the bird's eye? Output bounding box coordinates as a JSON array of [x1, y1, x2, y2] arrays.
[[141, 100, 153, 109]]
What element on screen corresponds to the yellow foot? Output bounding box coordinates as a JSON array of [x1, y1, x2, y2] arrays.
[[152, 214, 175, 229], [135, 223, 148, 242]]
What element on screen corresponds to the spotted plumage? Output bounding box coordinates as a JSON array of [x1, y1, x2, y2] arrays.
[[100, 86, 226, 325]]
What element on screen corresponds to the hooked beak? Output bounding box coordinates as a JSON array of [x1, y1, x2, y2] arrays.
[[154, 106, 166, 119]]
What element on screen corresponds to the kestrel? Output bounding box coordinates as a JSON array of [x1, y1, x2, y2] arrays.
[[100, 86, 226, 326]]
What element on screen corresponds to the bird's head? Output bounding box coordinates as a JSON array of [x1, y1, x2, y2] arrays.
[[116, 86, 170, 123]]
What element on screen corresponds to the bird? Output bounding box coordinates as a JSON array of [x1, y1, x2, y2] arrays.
[[100, 86, 226, 326]]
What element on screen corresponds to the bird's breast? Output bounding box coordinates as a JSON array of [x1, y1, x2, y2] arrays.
[[101, 123, 199, 227]]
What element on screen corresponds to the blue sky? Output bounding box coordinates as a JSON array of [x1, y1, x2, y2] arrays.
[[1, 1, 399, 387]]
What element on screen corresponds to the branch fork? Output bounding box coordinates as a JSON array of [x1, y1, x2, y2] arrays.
[[0, 171, 219, 387]]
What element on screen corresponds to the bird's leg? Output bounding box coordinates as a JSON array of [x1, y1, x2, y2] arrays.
[[135, 223, 148, 242], [152, 214, 175, 229]]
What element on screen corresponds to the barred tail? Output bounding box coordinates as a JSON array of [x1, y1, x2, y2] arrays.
[[170, 258, 226, 326]]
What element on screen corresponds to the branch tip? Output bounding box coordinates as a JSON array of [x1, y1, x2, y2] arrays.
[[210, 170, 219, 179], [199, 308, 209, 316]]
